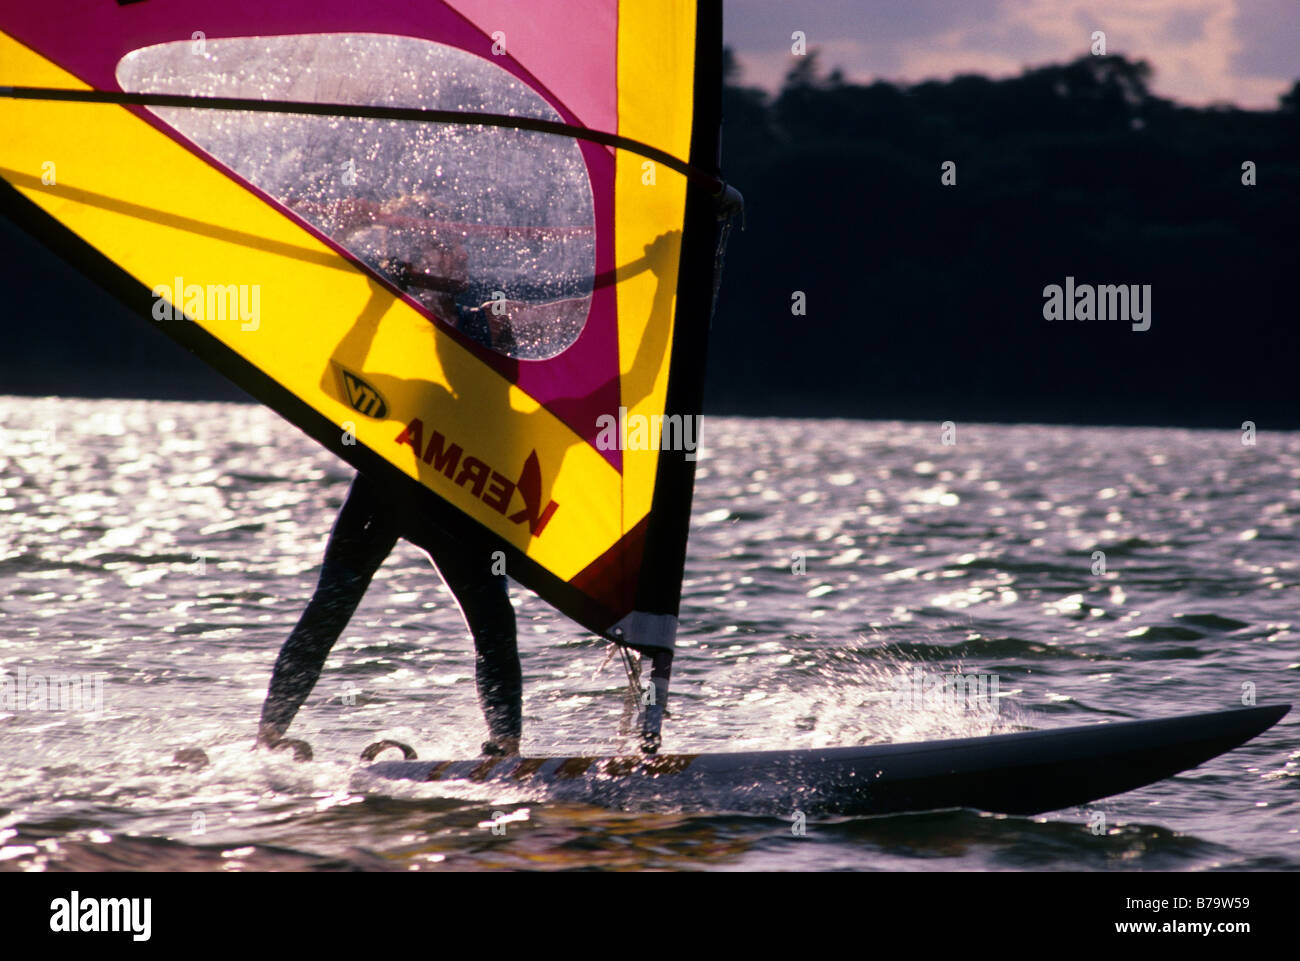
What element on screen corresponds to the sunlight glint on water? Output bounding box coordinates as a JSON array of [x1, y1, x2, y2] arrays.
[[1, 397, 1296, 870]]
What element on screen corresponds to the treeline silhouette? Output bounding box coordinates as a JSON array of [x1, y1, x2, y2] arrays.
[[710, 52, 1300, 427], [2, 53, 1296, 427]]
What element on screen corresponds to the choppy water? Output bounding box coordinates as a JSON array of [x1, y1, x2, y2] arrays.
[[0, 397, 1296, 871]]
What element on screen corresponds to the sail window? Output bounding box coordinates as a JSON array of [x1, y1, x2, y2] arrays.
[[116, 33, 596, 360]]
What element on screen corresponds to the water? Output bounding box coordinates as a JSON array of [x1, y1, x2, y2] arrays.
[[1, 397, 1296, 871]]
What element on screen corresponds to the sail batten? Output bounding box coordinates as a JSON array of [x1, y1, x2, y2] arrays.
[[0, 86, 722, 190]]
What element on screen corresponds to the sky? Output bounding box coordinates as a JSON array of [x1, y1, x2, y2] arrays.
[[723, 0, 1299, 109]]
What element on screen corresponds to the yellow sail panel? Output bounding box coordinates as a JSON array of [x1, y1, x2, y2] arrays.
[[616, 1, 698, 529]]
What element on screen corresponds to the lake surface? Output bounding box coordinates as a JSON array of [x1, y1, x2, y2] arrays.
[[1, 397, 1296, 871]]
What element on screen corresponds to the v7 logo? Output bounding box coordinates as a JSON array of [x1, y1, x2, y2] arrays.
[[335, 365, 388, 419]]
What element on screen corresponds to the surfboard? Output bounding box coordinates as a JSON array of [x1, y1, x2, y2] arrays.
[[363, 704, 1290, 816]]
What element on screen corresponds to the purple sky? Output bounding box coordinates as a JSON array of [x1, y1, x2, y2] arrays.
[[724, 0, 1298, 109]]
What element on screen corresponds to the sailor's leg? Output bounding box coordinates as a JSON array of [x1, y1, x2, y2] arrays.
[[258, 475, 399, 746], [430, 547, 521, 753], [638, 647, 674, 754]]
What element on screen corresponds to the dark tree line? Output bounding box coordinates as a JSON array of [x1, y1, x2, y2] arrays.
[[710, 52, 1300, 427], [2, 53, 1296, 427]]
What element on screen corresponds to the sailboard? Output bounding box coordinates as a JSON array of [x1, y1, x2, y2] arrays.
[[0, 1, 726, 651], [363, 704, 1291, 817]]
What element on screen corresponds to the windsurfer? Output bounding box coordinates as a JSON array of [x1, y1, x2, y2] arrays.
[[256, 209, 523, 759], [256, 471, 522, 759]]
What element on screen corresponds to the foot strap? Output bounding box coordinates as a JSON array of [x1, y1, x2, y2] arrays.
[[360, 739, 418, 761]]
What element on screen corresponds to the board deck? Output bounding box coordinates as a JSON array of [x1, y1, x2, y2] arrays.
[[363, 704, 1291, 816]]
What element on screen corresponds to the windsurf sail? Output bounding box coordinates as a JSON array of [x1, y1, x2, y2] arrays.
[[0, 2, 728, 649]]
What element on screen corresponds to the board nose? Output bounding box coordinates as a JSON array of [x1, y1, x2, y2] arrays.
[[1253, 702, 1290, 726]]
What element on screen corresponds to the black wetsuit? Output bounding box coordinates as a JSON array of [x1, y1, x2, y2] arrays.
[[259, 472, 521, 745]]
